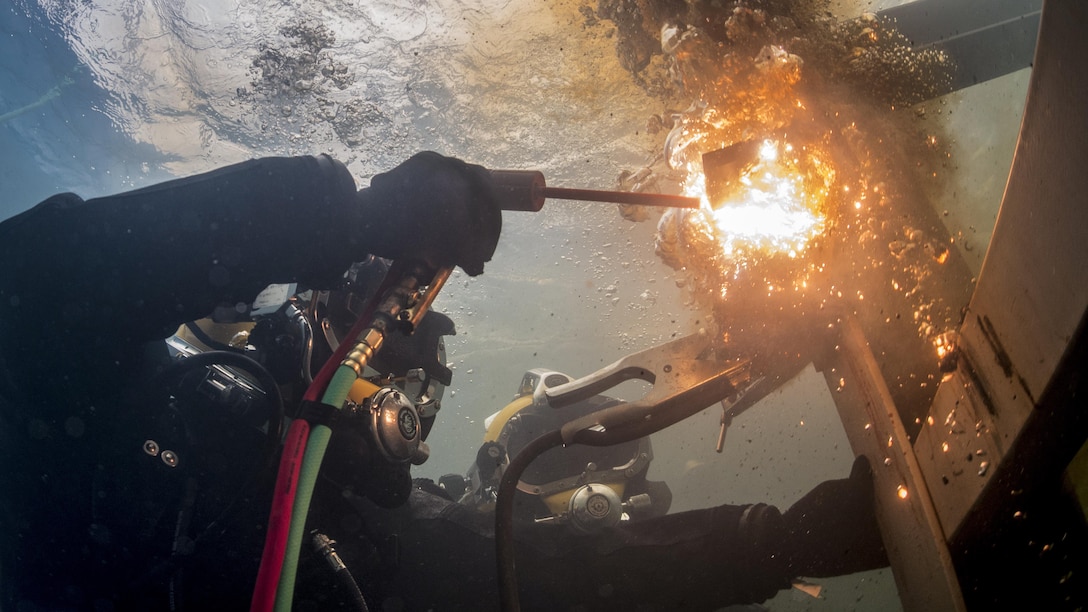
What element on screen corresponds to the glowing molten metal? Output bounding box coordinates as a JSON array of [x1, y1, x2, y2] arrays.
[[684, 139, 830, 264]]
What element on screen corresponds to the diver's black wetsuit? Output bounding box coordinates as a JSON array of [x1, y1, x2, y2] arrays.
[[299, 482, 793, 611], [0, 156, 879, 611], [0, 155, 363, 610]]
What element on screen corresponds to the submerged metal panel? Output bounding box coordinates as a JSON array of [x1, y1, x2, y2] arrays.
[[913, 366, 1005, 534], [956, 0, 1088, 451], [918, 0, 1088, 574], [880, 0, 1041, 91], [818, 316, 965, 612], [880, 0, 1041, 45]]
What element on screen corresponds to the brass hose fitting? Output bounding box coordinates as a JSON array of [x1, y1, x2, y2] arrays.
[[342, 327, 386, 376]]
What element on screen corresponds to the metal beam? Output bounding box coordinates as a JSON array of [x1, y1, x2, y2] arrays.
[[879, 0, 1041, 91], [816, 316, 965, 612], [915, 0, 1088, 607]]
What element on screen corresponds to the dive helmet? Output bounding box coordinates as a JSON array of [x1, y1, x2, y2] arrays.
[[460, 368, 672, 532]]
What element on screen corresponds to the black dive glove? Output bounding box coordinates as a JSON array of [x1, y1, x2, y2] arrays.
[[781, 455, 889, 577], [357, 152, 502, 276]]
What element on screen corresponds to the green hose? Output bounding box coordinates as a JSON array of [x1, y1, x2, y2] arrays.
[[273, 364, 360, 612]]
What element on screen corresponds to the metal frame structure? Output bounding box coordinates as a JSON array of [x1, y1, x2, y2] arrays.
[[818, 1, 1088, 608]]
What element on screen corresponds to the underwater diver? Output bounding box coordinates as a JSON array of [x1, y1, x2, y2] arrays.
[[0, 151, 886, 611], [307, 382, 889, 611]]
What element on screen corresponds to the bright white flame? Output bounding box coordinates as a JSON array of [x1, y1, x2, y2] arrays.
[[759, 139, 778, 162], [685, 139, 826, 260]]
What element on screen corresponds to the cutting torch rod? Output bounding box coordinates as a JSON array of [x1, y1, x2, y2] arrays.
[[490, 169, 700, 212], [543, 186, 698, 208]]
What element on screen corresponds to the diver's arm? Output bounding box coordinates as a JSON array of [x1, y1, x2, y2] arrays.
[[0, 155, 360, 346], [327, 460, 886, 611], [0, 152, 499, 355], [331, 491, 791, 611], [517, 457, 887, 609], [0, 155, 366, 398], [516, 503, 793, 610]]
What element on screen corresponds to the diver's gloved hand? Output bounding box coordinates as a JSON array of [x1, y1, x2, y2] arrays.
[[781, 456, 889, 577], [357, 152, 502, 276]]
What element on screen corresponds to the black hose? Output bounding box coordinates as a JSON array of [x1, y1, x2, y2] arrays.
[[312, 531, 370, 612], [494, 368, 736, 611], [168, 477, 199, 612], [335, 566, 369, 612], [494, 429, 564, 612]]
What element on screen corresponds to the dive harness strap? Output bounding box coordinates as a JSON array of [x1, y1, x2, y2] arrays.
[[298, 400, 341, 428]]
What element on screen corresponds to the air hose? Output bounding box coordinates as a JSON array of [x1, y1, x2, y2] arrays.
[[250, 418, 309, 612], [250, 302, 384, 611], [273, 367, 356, 611], [251, 263, 450, 612], [494, 430, 565, 612], [312, 531, 370, 612]]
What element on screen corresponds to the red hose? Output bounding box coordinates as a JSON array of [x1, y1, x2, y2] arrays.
[[250, 418, 310, 612], [250, 313, 372, 611], [251, 265, 400, 611], [301, 268, 396, 403]]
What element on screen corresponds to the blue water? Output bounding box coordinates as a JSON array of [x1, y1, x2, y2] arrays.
[[0, 3, 168, 218]]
